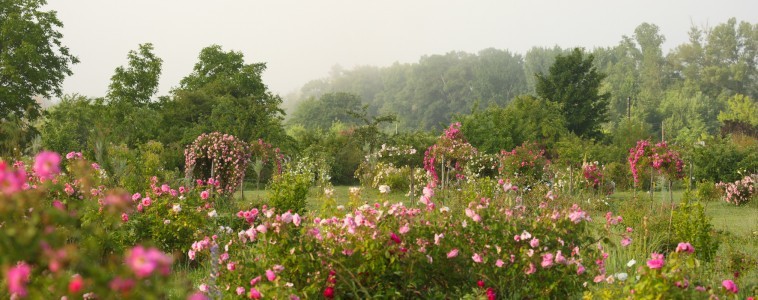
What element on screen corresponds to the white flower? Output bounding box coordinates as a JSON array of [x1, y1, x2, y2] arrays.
[[172, 203, 182, 213], [163, 219, 171, 225], [627, 259, 636, 267], [378, 185, 391, 194], [615, 272, 628, 281], [208, 210, 218, 218], [324, 188, 334, 197]]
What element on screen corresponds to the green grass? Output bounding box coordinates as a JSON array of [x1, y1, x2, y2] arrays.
[[609, 190, 758, 236]]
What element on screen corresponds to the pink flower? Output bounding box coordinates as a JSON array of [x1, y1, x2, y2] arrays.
[[398, 223, 410, 234], [525, 263, 536, 274], [722, 279, 738, 293], [647, 253, 665, 269], [109, 277, 135, 293], [200, 190, 210, 200], [250, 276, 262, 286], [292, 213, 302, 227], [447, 249, 459, 258], [434, 233, 444, 245], [266, 269, 276, 281], [675, 242, 694, 253], [33, 151, 61, 180], [250, 287, 263, 299], [576, 264, 585, 275], [530, 238, 540, 248], [121, 213, 129, 222], [161, 184, 170, 193], [621, 237, 632, 247], [6, 262, 31, 297], [141, 197, 152, 207], [541, 253, 554, 268], [472, 253, 483, 263], [495, 259, 504, 267], [68, 274, 84, 293], [0, 162, 27, 195], [555, 251, 566, 264], [132, 193, 141, 201], [188, 292, 210, 300], [323, 286, 335, 299], [227, 262, 236, 271], [126, 246, 173, 278]]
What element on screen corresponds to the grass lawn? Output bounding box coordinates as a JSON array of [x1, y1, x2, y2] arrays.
[[609, 190, 758, 237]]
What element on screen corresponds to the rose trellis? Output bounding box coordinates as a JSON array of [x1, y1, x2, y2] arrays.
[[185, 132, 251, 195], [423, 122, 477, 190]]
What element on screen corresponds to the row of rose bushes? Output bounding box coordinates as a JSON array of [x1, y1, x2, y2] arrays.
[[2, 149, 754, 298], [187, 182, 753, 299]]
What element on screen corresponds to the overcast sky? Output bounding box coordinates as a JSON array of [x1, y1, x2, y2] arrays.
[[45, 0, 757, 100]]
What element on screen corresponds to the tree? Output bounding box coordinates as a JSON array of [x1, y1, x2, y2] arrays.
[[536, 48, 609, 139], [718, 93, 758, 126], [107, 43, 163, 106], [458, 95, 566, 154], [288, 92, 363, 129], [0, 0, 78, 121], [171, 45, 287, 142]]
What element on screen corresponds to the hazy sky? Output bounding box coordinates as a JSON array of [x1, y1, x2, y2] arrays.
[[44, 0, 757, 100]]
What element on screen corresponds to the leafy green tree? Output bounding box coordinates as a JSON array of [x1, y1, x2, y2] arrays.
[[536, 48, 609, 139], [288, 92, 363, 129], [523, 46, 566, 94], [718, 94, 758, 126], [0, 0, 78, 121], [458, 95, 567, 153], [39, 94, 107, 156], [166, 45, 288, 145], [107, 43, 163, 106]]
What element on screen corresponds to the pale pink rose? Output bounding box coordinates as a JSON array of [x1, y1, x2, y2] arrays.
[[472, 253, 483, 263], [447, 249, 459, 258]]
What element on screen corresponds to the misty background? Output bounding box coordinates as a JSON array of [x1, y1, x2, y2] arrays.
[[45, 0, 757, 106]]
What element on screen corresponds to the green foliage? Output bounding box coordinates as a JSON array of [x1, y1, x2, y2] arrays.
[[40, 95, 105, 156], [107, 43, 163, 106], [692, 135, 755, 183], [498, 142, 550, 188], [267, 162, 314, 214], [536, 48, 609, 139], [458, 95, 567, 154], [672, 192, 719, 261], [288, 92, 363, 129], [0, 0, 79, 121], [718, 94, 758, 126]]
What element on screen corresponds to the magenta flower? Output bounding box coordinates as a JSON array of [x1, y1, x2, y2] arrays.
[[675, 242, 694, 253], [266, 269, 276, 281], [6, 262, 31, 297], [646, 253, 665, 269], [33, 151, 61, 180], [722, 279, 738, 293], [250, 288, 263, 299], [390, 232, 402, 244], [200, 190, 210, 200]]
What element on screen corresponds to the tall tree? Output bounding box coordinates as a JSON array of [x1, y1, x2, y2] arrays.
[[0, 0, 78, 121], [536, 48, 609, 139], [107, 43, 163, 106]]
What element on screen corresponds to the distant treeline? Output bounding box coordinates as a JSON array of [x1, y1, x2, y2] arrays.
[[288, 19, 758, 142]]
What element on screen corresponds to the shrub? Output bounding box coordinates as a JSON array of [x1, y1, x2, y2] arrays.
[[716, 173, 757, 206], [671, 192, 719, 262], [267, 162, 314, 214]]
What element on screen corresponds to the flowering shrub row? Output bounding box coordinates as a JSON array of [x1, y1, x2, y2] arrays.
[[185, 132, 251, 195]]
